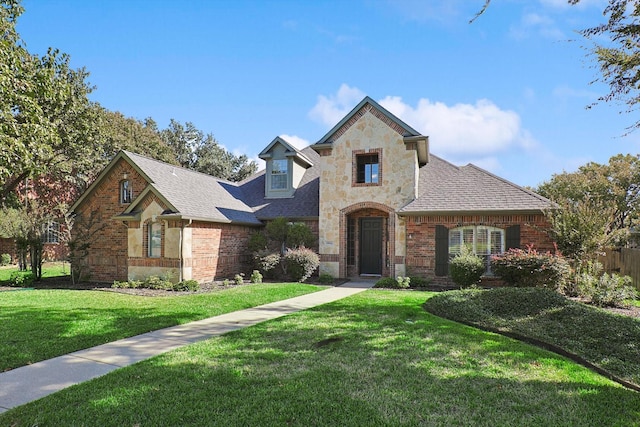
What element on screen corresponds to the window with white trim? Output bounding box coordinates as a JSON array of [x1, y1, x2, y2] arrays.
[[270, 159, 288, 190], [120, 180, 133, 204], [41, 221, 60, 244], [449, 226, 505, 273], [148, 222, 162, 258]]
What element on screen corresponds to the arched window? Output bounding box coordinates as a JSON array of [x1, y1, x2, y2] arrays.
[[449, 226, 504, 272], [148, 221, 162, 258], [120, 180, 133, 204]]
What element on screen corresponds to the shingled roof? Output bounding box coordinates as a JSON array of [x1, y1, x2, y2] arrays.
[[399, 155, 553, 214], [122, 151, 262, 225], [239, 147, 320, 219]]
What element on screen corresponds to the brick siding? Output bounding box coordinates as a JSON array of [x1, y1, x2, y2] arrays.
[[404, 213, 554, 279]]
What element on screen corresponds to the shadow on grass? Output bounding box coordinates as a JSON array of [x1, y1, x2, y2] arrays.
[[2, 291, 639, 426]]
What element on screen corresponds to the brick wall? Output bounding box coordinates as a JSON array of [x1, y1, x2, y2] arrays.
[[72, 158, 147, 283], [190, 221, 255, 281], [404, 213, 554, 279]]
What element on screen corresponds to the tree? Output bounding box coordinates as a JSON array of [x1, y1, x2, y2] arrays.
[[0, 0, 98, 203], [536, 154, 640, 260], [160, 119, 258, 181]]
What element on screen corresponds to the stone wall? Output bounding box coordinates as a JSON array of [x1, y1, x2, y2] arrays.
[[317, 107, 419, 278]]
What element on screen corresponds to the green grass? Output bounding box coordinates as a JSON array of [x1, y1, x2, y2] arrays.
[[424, 287, 640, 386], [1, 290, 639, 426], [0, 283, 323, 371], [0, 261, 70, 283]]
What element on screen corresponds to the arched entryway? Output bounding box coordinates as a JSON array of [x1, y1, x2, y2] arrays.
[[340, 202, 395, 278]]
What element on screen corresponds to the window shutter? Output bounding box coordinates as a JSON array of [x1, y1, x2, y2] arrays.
[[506, 225, 520, 250], [435, 225, 449, 276]]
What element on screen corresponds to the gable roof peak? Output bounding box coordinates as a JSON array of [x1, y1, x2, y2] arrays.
[[312, 96, 422, 147]]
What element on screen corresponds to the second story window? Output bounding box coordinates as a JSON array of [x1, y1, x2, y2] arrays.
[[120, 180, 133, 204], [271, 159, 288, 190], [357, 154, 379, 184]]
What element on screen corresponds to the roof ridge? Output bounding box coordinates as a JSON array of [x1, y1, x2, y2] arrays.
[[123, 150, 239, 186]]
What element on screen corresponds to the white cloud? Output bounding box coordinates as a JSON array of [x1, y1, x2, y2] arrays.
[[279, 134, 310, 150], [539, 0, 606, 10], [509, 12, 565, 40], [308, 84, 366, 127], [378, 96, 537, 157]]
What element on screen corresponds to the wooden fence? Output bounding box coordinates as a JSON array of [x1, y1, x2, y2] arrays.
[[598, 248, 640, 290]]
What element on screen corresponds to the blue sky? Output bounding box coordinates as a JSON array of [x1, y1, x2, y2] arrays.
[[17, 0, 640, 187]]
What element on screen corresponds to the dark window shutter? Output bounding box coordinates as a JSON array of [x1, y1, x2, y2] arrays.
[[506, 225, 520, 250], [435, 225, 449, 276]]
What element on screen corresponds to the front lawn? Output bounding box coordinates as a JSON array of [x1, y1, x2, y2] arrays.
[[0, 261, 70, 284], [424, 287, 640, 387], [1, 291, 638, 426], [0, 283, 323, 371]]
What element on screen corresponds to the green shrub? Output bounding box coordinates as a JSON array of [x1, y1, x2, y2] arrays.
[[318, 273, 334, 285], [490, 247, 571, 288], [579, 272, 637, 307], [0, 253, 11, 266], [408, 276, 430, 288], [9, 271, 35, 287], [250, 270, 263, 284], [172, 280, 200, 292], [144, 275, 173, 290], [374, 277, 398, 288], [283, 247, 319, 282], [450, 247, 485, 288], [254, 251, 281, 274], [396, 276, 411, 289], [222, 279, 231, 286], [234, 273, 245, 285]]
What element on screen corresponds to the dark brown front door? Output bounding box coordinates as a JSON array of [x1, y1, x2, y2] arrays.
[[359, 218, 382, 275]]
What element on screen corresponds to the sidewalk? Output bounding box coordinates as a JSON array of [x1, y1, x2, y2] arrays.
[[0, 281, 374, 413]]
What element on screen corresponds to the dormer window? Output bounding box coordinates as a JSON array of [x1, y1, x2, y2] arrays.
[[120, 180, 133, 204], [271, 159, 289, 190]]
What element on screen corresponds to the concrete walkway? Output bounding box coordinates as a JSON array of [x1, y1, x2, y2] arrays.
[[0, 281, 374, 413]]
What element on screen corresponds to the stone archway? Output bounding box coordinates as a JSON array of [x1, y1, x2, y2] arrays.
[[339, 202, 395, 279]]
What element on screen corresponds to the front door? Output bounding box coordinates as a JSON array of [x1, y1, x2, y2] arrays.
[[359, 217, 383, 275]]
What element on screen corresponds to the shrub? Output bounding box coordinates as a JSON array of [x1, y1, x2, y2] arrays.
[[222, 279, 231, 286], [144, 275, 173, 290], [450, 247, 485, 288], [408, 276, 430, 288], [254, 251, 281, 274], [172, 280, 200, 292], [9, 271, 35, 287], [374, 277, 399, 288], [563, 261, 602, 297], [490, 247, 571, 288], [283, 247, 319, 282], [396, 276, 411, 289], [318, 273, 334, 285], [250, 270, 263, 284], [579, 272, 637, 308], [234, 273, 245, 285], [1, 253, 11, 266]]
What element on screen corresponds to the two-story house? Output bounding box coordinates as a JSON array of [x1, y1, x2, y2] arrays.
[[69, 96, 554, 283]]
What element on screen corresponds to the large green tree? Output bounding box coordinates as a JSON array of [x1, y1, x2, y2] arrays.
[[0, 1, 98, 203], [537, 154, 640, 260]]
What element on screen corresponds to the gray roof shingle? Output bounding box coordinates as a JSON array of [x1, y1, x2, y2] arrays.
[[399, 155, 553, 214], [124, 151, 262, 225], [239, 147, 320, 219]]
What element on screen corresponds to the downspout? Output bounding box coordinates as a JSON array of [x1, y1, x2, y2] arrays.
[[179, 219, 193, 282]]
